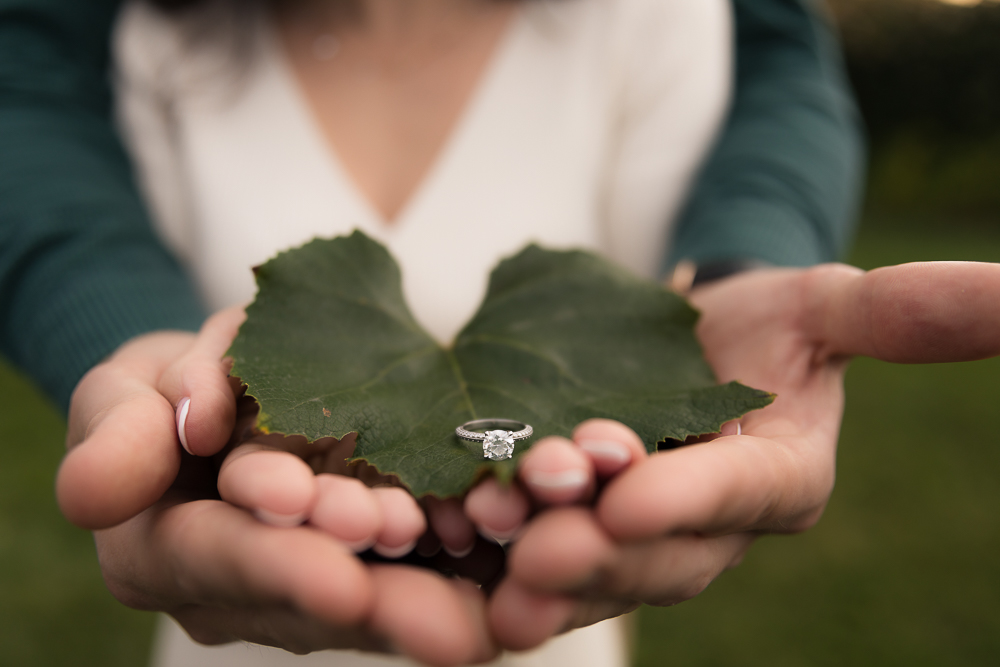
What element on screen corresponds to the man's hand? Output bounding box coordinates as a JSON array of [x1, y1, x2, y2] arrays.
[[482, 261, 1000, 648]]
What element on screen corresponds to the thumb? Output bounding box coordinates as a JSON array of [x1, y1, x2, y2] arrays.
[[809, 262, 1000, 364], [59, 332, 192, 529], [158, 306, 246, 456]]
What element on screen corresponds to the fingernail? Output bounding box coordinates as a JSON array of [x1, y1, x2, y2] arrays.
[[373, 540, 417, 559], [343, 536, 378, 553], [721, 420, 742, 437], [525, 469, 588, 491], [443, 543, 475, 559], [578, 439, 631, 464], [416, 539, 442, 558], [477, 524, 518, 542], [254, 508, 307, 528], [175, 397, 192, 455]]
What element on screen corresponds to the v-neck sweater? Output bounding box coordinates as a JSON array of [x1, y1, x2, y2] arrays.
[[114, 0, 732, 345]]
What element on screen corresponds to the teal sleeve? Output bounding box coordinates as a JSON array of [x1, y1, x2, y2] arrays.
[[0, 0, 205, 412], [665, 0, 866, 271]]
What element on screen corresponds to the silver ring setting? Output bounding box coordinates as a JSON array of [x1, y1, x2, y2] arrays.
[[456, 419, 533, 461]]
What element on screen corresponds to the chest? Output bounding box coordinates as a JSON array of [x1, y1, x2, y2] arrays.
[[275, 2, 519, 222]]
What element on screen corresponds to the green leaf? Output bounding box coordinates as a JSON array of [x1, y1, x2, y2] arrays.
[[228, 232, 774, 498]]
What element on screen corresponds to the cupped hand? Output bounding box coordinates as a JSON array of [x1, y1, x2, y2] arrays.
[[96, 457, 496, 665], [57, 303, 430, 553], [483, 261, 1000, 649], [56, 307, 498, 664]]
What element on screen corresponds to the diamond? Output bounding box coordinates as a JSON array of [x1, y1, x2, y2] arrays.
[[483, 430, 515, 461]]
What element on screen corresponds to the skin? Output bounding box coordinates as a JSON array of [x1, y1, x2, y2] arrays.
[[58, 308, 496, 665], [275, 0, 517, 222], [475, 261, 1000, 649]]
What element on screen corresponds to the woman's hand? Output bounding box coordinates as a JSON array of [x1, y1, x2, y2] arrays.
[[58, 307, 245, 528], [93, 462, 496, 665], [56, 307, 497, 665], [481, 261, 1000, 649]]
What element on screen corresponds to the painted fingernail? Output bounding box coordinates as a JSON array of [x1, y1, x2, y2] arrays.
[[443, 543, 475, 559], [254, 508, 307, 528], [175, 397, 192, 455], [525, 469, 588, 491], [373, 540, 417, 559], [578, 439, 631, 464]]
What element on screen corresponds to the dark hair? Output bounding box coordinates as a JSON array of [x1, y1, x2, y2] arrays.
[[147, 0, 519, 12], [149, 0, 247, 10]]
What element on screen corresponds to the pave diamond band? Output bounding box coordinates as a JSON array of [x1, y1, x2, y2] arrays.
[[456, 419, 533, 461], [455, 419, 533, 442]]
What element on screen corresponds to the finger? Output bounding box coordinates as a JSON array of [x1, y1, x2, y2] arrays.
[[310, 474, 384, 551], [59, 367, 181, 529], [507, 507, 617, 591], [596, 533, 754, 606], [99, 499, 374, 627], [371, 487, 426, 559], [369, 565, 498, 666], [518, 436, 595, 505], [572, 418, 647, 478], [487, 578, 575, 652], [464, 477, 530, 540], [489, 580, 640, 652], [170, 604, 388, 655], [596, 434, 830, 541], [425, 496, 476, 558], [723, 419, 744, 435], [508, 506, 754, 606], [562, 598, 641, 634], [217, 443, 319, 527], [807, 261, 1000, 363], [158, 307, 246, 456]]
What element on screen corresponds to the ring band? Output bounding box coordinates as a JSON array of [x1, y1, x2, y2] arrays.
[[456, 419, 533, 461]]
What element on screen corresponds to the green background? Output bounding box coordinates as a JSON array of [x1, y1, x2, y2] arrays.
[[2, 218, 999, 666]]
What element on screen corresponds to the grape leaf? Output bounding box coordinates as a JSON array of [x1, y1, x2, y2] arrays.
[[228, 232, 774, 498]]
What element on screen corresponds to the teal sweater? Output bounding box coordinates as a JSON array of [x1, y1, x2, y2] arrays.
[[0, 0, 864, 412]]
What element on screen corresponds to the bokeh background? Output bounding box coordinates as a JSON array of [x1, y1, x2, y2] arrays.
[[2, 0, 999, 664]]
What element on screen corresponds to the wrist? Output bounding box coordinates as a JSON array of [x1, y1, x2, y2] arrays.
[[668, 258, 771, 295]]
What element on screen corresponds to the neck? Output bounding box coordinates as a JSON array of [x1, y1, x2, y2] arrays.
[[284, 0, 494, 38], [363, 0, 485, 31]]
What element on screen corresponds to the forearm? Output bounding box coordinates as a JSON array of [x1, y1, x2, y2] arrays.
[[666, 0, 866, 271], [0, 0, 204, 411]]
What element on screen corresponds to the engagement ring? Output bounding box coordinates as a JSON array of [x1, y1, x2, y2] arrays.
[[455, 419, 533, 461]]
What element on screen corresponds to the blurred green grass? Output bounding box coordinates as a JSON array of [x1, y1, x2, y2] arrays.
[[0, 361, 155, 665], [1, 218, 999, 666]]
